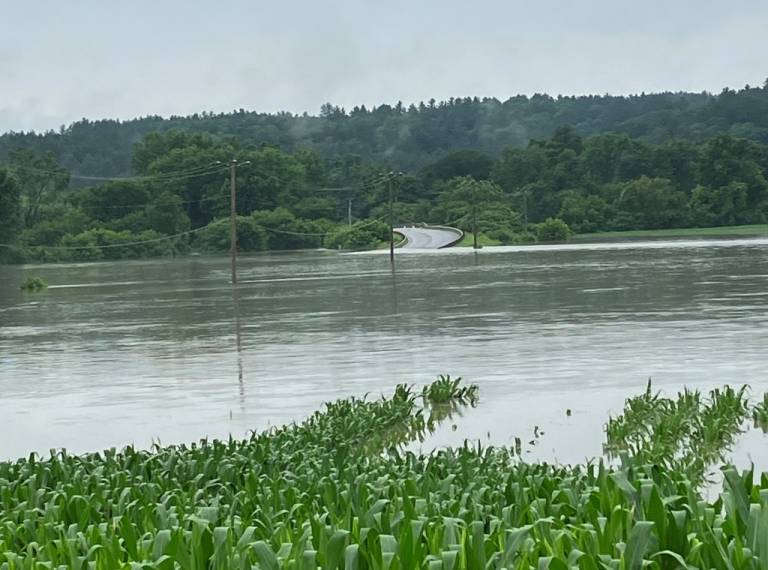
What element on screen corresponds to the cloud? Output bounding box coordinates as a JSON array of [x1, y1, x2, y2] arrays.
[[1, 0, 767, 132]]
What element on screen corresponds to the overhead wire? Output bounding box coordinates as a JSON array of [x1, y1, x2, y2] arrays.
[[0, 215, 389, 251], [0, 220, 229, 251], [4, 163, 228, 182]]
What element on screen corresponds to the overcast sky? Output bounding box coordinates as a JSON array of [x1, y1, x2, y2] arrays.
[[2, 0, 767, 133]]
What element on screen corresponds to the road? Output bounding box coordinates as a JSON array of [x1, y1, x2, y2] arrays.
[[394, 226, 462, 249]]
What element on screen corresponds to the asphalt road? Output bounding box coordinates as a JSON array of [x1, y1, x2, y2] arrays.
[[395, 226, 462, 249]]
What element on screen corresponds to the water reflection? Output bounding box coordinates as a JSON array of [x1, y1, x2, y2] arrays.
[[233, 285, 244, 404]]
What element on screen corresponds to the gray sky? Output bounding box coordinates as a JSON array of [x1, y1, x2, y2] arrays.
[[2, 0, 767, 133]]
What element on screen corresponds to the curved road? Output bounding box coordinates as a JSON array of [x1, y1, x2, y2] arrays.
[[395, 226, 462, 249]]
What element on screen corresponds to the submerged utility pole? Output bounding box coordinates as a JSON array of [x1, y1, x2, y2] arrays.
[[229, 160, 238, 284], [378, 171, 403, 267], [388, 176, 395, 265], [465, 179, 479, 250], [228, 159, 251, 284]]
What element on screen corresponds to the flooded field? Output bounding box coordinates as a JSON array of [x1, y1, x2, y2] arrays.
[[1, 238, 767, 466]]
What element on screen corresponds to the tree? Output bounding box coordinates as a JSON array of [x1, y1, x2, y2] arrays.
[[421, 150, 494, 182], [74, 181, 150, 222], [689, 183, 749, 227], [610, 176, 688, 230], [558, 191, 611, 233], [432, 177, 518, 246], [0, 168, 22, 260], [698, 135, 768, 218], [8, 149, 70, 228], [143, 192, 191, 235]]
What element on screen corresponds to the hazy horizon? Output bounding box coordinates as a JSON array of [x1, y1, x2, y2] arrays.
[[3, 0, 767, 134]]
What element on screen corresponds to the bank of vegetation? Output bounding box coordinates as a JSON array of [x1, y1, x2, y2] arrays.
[[1, 378, 768, 569], [2, 84, 768, 263]]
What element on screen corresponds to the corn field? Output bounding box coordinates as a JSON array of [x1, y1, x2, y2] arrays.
[[1, 380, 768, 569]]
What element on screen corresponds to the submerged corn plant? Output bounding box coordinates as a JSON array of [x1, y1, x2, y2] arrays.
[[1, 378, 768, 570], [422, 375, 479, 405], [604, 381, 750, 484], [754, 392, 768, 432]]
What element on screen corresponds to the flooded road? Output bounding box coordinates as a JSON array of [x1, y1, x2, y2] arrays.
[[1, 238, 767, 465]]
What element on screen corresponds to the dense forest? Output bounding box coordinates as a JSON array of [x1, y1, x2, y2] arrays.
[[1, 84, 768, 263], [2, 83, 768, 177]]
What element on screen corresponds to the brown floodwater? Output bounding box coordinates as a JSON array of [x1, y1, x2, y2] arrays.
[[1, 238, 767, 469]]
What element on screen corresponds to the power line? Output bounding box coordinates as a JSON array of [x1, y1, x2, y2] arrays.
[[258, 216, 386, 237], [0, 220, 228, 251], [0, 216, 388, 251], [68, 192, 229, 211], [4, 163, 227, 182]]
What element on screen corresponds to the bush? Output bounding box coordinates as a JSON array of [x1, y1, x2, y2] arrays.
[[55, 229, 175, 261], [20, 276, 47, 292], [326, 220, 389, 250], [535, 218, 571, 242], [251, 208, 325, 250], [485, 227, 517, 245]]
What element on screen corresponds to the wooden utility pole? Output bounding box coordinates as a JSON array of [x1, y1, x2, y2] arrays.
[[348, 198, 352, 228], [227, 159, 251, 284], [521, 190, 529, 231], [229, 159, 238, 284], [388, 175, 395, 265], [471, 181, 479, 250]]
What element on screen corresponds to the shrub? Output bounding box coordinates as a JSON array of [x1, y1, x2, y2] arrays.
[[535, 217, 572, 242], [326, 220, 389, 250], [56, 229, 175, 261], [20, 276, 47, 291]]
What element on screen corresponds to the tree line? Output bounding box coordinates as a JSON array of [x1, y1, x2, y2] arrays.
[[2, 82, 768, 178], [1, 124, 767, 263]]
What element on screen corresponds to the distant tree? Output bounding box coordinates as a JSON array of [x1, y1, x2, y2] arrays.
[[0, 168, 22, 259], [689, 183, 749, 226], [421, 150, 495, 182], [558, 191, 611, 233], [133, 130, 218, 174], [699, 135, 768, 215], [143, 192, 191, 235], [432, 177, 517, 235], [8, 149, 70, 228], [74, 181, 150, 222], [609, 176, 688, 229]]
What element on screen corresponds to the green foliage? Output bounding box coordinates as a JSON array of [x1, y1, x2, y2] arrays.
[[0, 167, 22, 263], [535, 218, 571, 242], [420, 150, 495, 182], [193, 218, 268, 253], [7, 84, 768, 176], [421, 375, 478, 404], [5, 110, 768, 262], [327, 220, 390, 250], [558, 192, 611, 233], [251, 208, 327, 250], [753, 393, 768, 432], [7, 149, 70, 228], [48, 228, 176, 261], [19, 276, 47, 291], [689, 182, 750, 227], [609, 177, 689, 230], [432, 177, 518, 238]]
